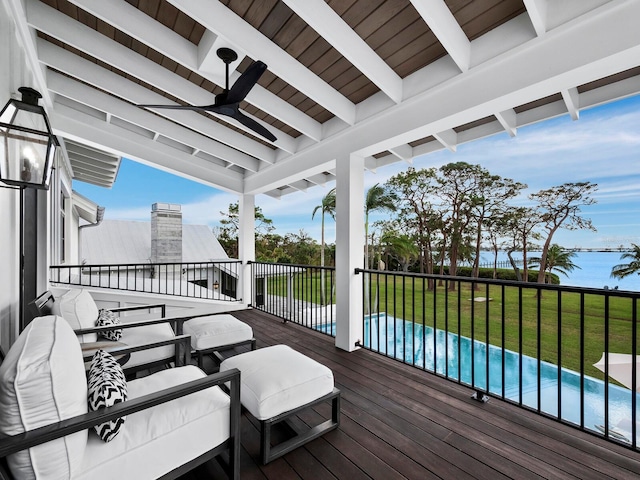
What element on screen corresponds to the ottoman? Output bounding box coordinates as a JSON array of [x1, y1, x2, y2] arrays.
[[219, 345, 340, 464], [183, 314, 256, 368]]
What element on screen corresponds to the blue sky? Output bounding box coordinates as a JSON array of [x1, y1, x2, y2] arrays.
[[74, 94, 640, 250]]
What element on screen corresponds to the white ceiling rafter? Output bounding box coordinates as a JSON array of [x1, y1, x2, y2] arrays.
[[27, 0, 290, 158], [434, 129, 458, 152], [561, 87, 580, 120], [65, 0, 323, 143], [52, 102, 244, 192], [166, 0, 357, 125], [45, 69, 262, 173], [389, 144, 414, 163], [523, 0, 548, 36], [245, 0, 640, 194], [495, 109, 518, 137], [282, 0, 403, 104], [410, 0, 471, 73]]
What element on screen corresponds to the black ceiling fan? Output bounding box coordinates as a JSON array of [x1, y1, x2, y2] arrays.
[[138, 48, 276, 142]]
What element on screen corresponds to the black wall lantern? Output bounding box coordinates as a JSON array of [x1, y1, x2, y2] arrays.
[[0, 87, 58, 331], [1, 87, 57, 190]]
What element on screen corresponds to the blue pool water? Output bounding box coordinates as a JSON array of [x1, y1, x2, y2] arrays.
[[318, 314, 640, 441]]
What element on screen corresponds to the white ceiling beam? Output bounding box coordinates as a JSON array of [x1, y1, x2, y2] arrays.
[[561, 87, 580, 120], [410, 0, 471, 73], [27, 0, 288, 158], [389, 144, 414, 164], [51, 103, 244, 193], [282, 0, 403, 104], [246, 0, 640, 193], [65, 0, 322, 143], [495, 109, 517, 137], [167, 0, 357, 125], [46, 70, 262, 173], [523, 0, 548, 36], [433, 129, 458, 152]]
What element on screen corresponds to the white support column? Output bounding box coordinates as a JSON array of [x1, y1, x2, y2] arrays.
[[238, 194, 255, 308], [335, 153, 364, 352]]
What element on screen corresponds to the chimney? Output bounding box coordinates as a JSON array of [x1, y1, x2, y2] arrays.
[[151, 203, 182, 264]]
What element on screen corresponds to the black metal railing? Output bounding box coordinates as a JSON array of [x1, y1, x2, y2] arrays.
[[356, 268, 640, 451], [249, 261, 336, 335], [50, 261, 241, 301]]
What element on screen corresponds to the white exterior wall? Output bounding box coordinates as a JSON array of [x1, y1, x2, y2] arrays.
[[0, 3, 69, 350]]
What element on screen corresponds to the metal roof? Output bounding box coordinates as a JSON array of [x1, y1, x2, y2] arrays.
[[5, 0, 640, 197], [80, 219, 229, 264]]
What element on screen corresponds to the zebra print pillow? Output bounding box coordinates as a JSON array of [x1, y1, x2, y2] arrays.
[[87, 350, 128, 442], [96, 309, 123, 341]]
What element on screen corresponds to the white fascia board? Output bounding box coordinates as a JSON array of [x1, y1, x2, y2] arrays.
[[65, 0, 322, 142], [245, 0, 640, 194], [46, 69, 262, 173], [167, 0, 357, 125], [412, 141, 446, 158], [523, 0, 548, 36], [51, 103, 244, 193], [561, 87, 580, 120], [495, 109, 517, 137], [410, 0, 471, 73], [28, 1, 280, 161], [579, 75, 640, 111], [282, 0, 402, 104]]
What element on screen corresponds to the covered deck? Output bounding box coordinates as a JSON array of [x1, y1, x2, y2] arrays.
[[186, 308, 640, 479]]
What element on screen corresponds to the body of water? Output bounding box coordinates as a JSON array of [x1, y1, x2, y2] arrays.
[[360, 315, 640, 443], [480, 251, 640, 291]]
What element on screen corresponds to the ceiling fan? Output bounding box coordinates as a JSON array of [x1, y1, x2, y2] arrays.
[[138, 48, 276, 142]]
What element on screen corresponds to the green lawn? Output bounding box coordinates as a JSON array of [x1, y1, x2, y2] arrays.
[[266, 271, 639, 381]]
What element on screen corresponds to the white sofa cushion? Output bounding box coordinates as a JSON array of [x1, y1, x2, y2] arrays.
[[53, 289, 99, 343], [0, 316, 88, 479], [122, 323, 176, 369], [220, 345, 334, 420], [87, 350, 128, 442], [183, 314, 253, 350], [76, 366, 231, 480]]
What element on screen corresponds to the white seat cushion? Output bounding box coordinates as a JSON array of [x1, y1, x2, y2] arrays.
[[76, 366, 231, 480], [121, 323, 176, 369], [184, 314, 253, 350], [0, 316, 88, 479], [53, 289, 99, 343], [220, 345, 334, 420]]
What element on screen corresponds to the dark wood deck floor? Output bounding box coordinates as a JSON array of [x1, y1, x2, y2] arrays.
[[185, 308, 640, 479]]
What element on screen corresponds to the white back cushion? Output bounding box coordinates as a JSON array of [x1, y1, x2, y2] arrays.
[[53, 289, 99, 343], [0, 316, 89, 479]]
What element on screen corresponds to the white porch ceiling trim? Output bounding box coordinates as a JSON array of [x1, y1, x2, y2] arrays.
[[166, 0, 357, 125]]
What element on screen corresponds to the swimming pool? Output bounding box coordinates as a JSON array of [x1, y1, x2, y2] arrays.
[[317, 313, 640, 442]]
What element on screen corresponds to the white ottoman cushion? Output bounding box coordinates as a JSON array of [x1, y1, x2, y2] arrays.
[[53, 289, 99, 343], [184, 314, 253, 350], [0, 316, 88, 479], [220, 345, 334, 420]]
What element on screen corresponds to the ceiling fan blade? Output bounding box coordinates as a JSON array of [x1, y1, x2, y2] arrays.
[[226, 61, 267, 104], [231, 110, 277, 142], [138, 103, 219, 112]]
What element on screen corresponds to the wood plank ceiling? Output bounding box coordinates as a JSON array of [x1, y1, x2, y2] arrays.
[[11, 0, 640, 196]]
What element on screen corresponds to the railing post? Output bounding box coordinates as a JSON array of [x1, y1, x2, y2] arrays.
[[238, 194, 255, 307]]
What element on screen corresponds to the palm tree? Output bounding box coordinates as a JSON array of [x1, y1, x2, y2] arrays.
[[528, 244, 580, 284], [364, 184, 397, 270], [312, 188, 336, 305], [611, 244, 640, 279]]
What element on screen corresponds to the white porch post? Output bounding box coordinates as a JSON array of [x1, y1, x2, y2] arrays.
[[238, 194, 255, 308], [335, 153, 364, 352]]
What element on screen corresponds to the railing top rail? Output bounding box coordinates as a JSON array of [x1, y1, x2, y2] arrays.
[[354, 268, 640, 297], [249, 261, 335, 271], [51, 260, 241, 268]]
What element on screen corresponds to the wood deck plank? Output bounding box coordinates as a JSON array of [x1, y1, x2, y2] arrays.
[[181, 309, 640, 479]]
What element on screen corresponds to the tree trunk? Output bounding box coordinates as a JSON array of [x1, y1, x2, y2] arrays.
[[507, 250, 522, 282]]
